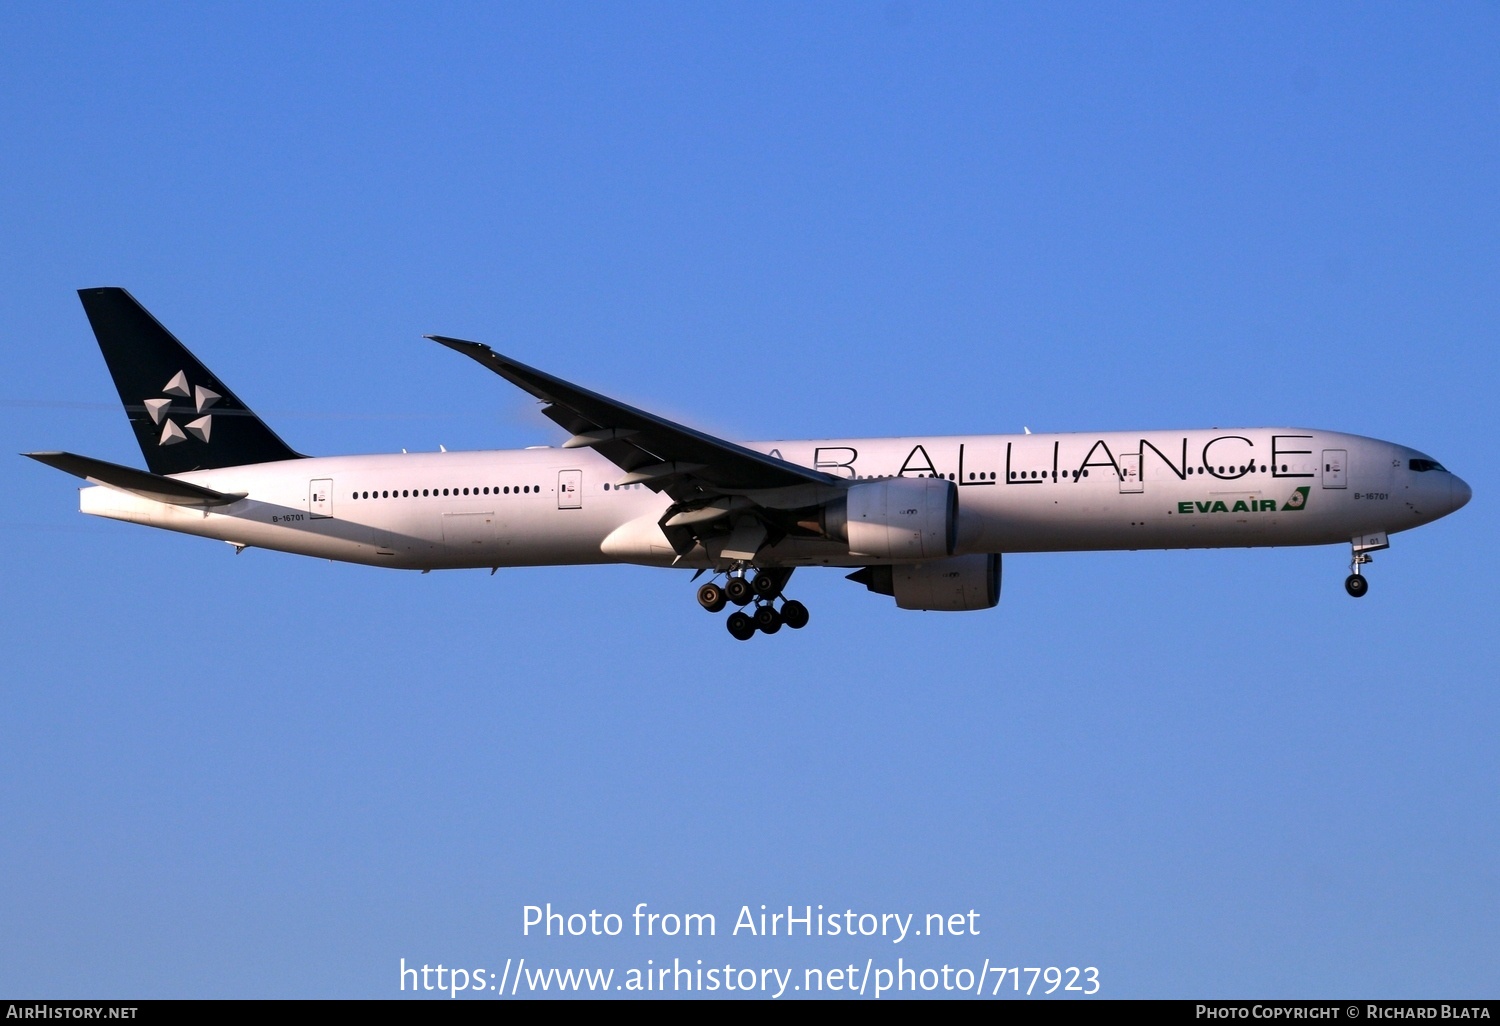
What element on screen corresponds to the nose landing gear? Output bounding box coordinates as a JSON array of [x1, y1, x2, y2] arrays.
[[700, 567, 809, 639], [1344, 532, 1389, 598]]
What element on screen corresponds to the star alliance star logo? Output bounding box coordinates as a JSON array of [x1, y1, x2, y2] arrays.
[[142, 370, 220, 446]]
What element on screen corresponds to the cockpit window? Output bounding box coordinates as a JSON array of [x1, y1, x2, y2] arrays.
[[1409, 458, 1447, 473]]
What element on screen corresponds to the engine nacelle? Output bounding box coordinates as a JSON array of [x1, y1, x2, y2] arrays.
[[848, 553, 1002, 611], [823, 477, 957, 560]]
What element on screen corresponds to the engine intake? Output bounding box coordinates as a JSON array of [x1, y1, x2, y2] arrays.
[[822, 477, 957, 560], [847, 554, 1002, 611]]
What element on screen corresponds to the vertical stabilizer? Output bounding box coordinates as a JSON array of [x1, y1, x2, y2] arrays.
[[77, 287, 304, 474]]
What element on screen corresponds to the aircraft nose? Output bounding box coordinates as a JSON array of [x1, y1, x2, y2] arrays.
[[1451, 474, 1472, 512]]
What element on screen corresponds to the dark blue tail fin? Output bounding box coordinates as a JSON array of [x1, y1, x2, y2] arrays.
[[78, 287, 303, 475]]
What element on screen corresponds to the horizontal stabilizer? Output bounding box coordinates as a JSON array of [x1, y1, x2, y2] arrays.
[[24, 452, 247, 508]]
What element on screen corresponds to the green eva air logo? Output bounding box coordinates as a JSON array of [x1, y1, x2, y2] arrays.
[[1176, 486, 1311, 516]]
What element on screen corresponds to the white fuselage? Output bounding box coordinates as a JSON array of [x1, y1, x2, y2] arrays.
[[76, 427, 1468, 573]]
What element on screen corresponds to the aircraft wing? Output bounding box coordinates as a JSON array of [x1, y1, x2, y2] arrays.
[[428, 337, 841, 502]]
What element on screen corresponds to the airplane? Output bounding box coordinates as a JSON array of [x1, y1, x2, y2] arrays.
[[26, 288, 1472, 640]]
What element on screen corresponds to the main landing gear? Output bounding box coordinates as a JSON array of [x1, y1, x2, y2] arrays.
[[697, 567, 809, 640]]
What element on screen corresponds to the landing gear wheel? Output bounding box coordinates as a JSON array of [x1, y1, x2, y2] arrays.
[[726, 611, 756, 640], [752, 573, 781, 600], [780, 599, 809, 630], [724, 577, 754, 606], [1344, 574, 1369, 598], [697, 582, 727, 613], [753, 604, 783, 634]]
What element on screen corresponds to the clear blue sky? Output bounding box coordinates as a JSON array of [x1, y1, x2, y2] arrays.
[[2, 2, 1495, 999]]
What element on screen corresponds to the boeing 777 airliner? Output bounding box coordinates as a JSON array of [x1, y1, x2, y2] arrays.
[[27, 288, 1471, 639]]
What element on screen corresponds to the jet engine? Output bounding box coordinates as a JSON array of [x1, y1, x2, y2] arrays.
[[847, 553, 1002, 611], [820, 477, 957, 560]]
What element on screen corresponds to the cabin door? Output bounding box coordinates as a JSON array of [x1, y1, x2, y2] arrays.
[[558, 469, 582, 509], [1321, 449, 1347, 489], [309, 478, 333, 518]]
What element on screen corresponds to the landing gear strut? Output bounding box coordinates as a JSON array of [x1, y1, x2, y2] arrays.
[[700, 567, 810, 639]]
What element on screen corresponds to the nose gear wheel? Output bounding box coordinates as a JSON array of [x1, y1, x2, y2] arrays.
[[1344, 535, 1384, 598]]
